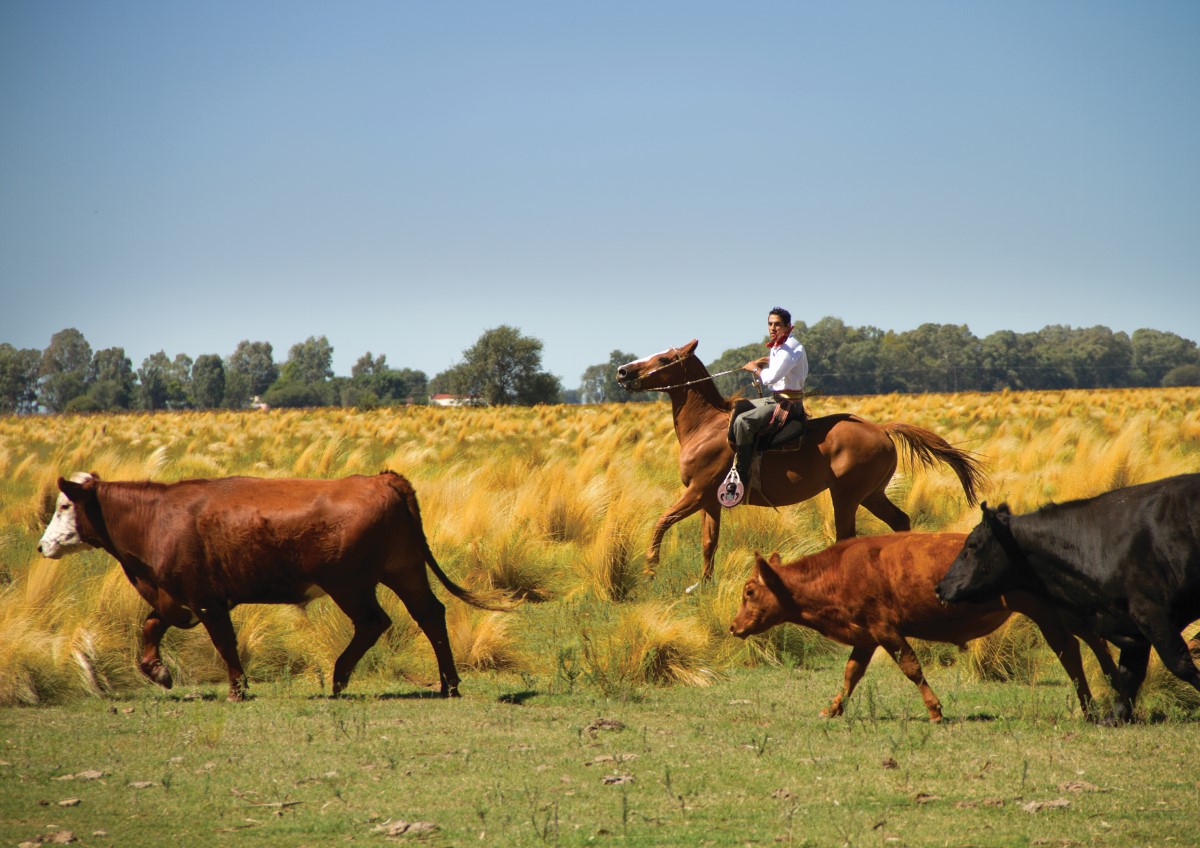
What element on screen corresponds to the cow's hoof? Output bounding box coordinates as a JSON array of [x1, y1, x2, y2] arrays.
[[819, 707, 842, 719], [140, 660, 173, 689]]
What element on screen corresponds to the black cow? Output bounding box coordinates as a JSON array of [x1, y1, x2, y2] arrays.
[[936, 473, 1200, 723]]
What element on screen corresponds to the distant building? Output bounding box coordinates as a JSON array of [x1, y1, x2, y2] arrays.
[[429, 393, 478, 407]]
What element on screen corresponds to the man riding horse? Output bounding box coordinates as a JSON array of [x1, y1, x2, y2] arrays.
[[720, 307, 809, 508]]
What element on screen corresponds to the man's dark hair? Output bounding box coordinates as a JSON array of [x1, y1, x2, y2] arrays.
[[769, 307, 792, 325]]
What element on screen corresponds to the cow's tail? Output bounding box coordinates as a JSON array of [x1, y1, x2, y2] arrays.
[[882, 423, 988, 507], [383, 471, 518, 612]]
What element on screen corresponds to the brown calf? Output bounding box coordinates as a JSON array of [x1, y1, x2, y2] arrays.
[[38, 471, 511, 700], [729, 532, 1118, 722]]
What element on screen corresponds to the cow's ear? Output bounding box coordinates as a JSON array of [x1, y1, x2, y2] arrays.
[[982, 501, 1012, 519], [752, 551, 768, 582], [58, 477, 87, 502], [758, 552, 788, 595], [768, 551, 783, 569]]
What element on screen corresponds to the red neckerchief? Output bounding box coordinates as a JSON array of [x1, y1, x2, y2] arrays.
[[766, 328, 793, 349]]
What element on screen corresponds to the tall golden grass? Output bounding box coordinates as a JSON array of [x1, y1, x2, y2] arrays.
[[1, 388, 1198, 708]]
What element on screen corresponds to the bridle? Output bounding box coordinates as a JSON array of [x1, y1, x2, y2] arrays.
[[620, 348, 745, 393]]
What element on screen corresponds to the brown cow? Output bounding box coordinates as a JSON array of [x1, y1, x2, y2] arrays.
[[729, 532, 1120, 722], [37, 471, 511, 701]]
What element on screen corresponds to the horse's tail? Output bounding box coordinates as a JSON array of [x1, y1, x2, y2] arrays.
[[882, 423, 988, 507]]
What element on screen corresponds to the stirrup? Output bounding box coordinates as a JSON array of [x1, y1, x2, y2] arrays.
[[718, 465, 745, 508]]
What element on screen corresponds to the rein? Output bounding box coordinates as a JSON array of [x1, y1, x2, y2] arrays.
[[630, 351, 743, 392], [654, 367, 743, 392]]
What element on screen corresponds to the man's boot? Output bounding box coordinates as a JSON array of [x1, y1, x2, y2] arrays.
[[718, 443, 756, 508]]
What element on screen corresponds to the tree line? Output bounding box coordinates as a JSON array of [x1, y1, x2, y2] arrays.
[[3, 319, 1198, 414], [0, 325, 570, 415], [577, 320, 1200, 403]]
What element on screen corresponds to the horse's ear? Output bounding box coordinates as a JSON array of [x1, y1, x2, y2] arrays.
[[681, 339, 699, 356]]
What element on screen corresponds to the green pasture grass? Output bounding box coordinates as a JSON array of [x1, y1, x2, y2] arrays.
[[2, 666, 1198, 848]]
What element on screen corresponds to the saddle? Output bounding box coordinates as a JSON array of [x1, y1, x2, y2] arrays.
[[728, 397, 808, 452]]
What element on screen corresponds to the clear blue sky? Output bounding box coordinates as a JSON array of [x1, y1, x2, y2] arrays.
[[2, 1, 1197, 386]]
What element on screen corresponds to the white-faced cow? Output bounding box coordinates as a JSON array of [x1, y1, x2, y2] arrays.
[[937, 474, 1200, 723], [729, 532, 1119, 722], [38, 471, 511, 701]]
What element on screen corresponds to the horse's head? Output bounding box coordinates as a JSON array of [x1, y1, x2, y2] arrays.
[[615, 340, 699, 392]]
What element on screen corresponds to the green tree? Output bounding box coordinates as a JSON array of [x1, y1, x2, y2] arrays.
[[190, 355, 226, 409], [281, 336, 334, 385], [347, 352, 424, 405], [579, 350, 653, 404], [834, 325, 885, 394], [1083, 326, 1134, 389], [875, 330, 923, 393], [165, 354, 193, 409], [704, 343, 764, 399], [136, 351, 171, 410], [794, 317, 887, 395], [1131, 329, 1200, 385], [1163, 363, 1200, 387], [264, 336, 335, 407], [39, 328, 92, 412], [228, 340, 279, 396], [87, 347, 135, 410], [0, 344, 41, 414], [431, 326, 560, 405]]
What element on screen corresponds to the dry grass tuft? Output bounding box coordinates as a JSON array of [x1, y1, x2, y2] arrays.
[[447, 604, 523, 671], [582, 601, 716, 689]]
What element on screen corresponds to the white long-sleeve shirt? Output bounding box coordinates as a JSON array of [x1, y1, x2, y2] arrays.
[[759, 336, 808, 393]]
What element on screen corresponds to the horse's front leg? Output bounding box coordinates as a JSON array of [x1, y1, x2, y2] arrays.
[[645, 486, 707, 577]]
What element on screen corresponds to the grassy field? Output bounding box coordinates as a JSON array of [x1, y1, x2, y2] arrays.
[[2, 389, 1200, 845], [2, 668, 1199, 847]]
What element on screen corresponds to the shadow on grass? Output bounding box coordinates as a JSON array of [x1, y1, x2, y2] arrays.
[[160, 691, 222, 702], [498, 690, 539, 705], [302, 689, 446, 701]]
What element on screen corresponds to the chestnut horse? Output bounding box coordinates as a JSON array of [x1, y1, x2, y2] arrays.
[[616, 340, 987, 582]]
